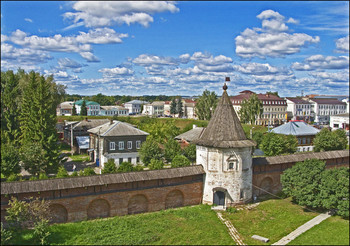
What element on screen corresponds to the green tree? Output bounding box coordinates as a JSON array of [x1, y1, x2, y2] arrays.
[[20, 142, 48, 177], [102, 159, 117, 174], [80, 100, 87, 116], [56, 166, 69, 178], [260, 133, 297, 156], [183, 144, 196, 163], [140, 121, 180, 144], [148, 159, 164, 170], [177, 98, 183, 118], [319, 167, 349, 218], [1, 70, 21, 144], [164, 139, 181, 163], [72, 103, 77, 116], [171, 155, 191, 168], [281, 159, 325, 208], [195, 90, 218, 120], [266, 91, 279, 97], [138, 138, 162, 166], [117, 162, 134, 173], [252, 131, 264, 148], [239, 94, 263, 125], [313, 128, 347, 152], [1, 142, 21, 177], [19, 71, 63, 174], [170, 98, 177, 116]]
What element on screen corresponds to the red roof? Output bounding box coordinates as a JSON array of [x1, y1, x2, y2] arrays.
[[286, 97, 311, 104], [310, 98, 346, 105], [239, 90, 255, 94], [231, 93, 286, 105]]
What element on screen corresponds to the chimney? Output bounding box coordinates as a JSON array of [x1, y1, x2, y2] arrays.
[[85, 117, 88, 121], [110, 118, 114, 125], [193, 124, 197, 129]]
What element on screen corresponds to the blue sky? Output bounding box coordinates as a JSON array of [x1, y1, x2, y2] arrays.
[[1, 1, 349, 97]]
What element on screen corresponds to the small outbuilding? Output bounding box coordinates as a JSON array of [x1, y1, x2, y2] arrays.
[[271, 120, 320, 152]]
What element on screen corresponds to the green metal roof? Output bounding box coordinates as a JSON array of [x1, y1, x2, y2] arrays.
[[74, 100, 100, 106]]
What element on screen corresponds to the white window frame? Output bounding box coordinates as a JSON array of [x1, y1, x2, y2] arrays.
[[136, 140, 141, 149], [119, 141, 124, 150], [127, 141, 132, 149], [110, 142, 115, 150]]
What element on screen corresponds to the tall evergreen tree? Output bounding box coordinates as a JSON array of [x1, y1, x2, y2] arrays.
[[1, 70, 21, 144], [195, 90, 218, 120], [239, 94, 263, 125], [19, 71, 63, 174], [170, 98, 177, 116], [80, 100, 87, 116], [177, 98, 183, 118]]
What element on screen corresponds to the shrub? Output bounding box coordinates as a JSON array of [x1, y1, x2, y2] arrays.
[[171, 155, 191, 168], [133, 164, 144, 171], [1, 142, 21, 177], [148, 159, 164, 170], [6, 174, 19, 182], [102, 159, 117, 174], [82, 167, 96, 176], [29, 176, 38, 181], [260, 132, 297, 156], [70, 171, 78, 177], [117, 162, 134, 173], [39, 173, 48, 180], [226, 207, 237, 213], [77, 170, 84, 176], [56, 166, 69, 178], [281, 159, 325, 208], [1, 222, 12, 245], [33, 220, 51, 245]]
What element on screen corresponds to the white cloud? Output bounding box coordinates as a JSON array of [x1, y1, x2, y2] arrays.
[[235, 10, 319, 58], [57, 58, 83, 70], [133, 54, 178, 66], [292, 55, 349, 70], [79, 52, 100, 62], [1, 43, 52, 66], [63, 1, 179, 28], [76, 28, 128, 44], [24, 18, 33, 23], [99, 66, 134, 77], [335, 35, 349, 53], [234, 63, 292, 76], [309, 70, 349, 83]]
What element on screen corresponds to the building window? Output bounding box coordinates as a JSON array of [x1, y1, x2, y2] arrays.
[[137, 157, 140, 163], [229, 162, 234, 169], [119, 158, 123, 164], [128, 157, 132, 163], [119, 141, 124, 150], [110, 142, 115, 150], [127, 141, 132, 149], [136, 140, 141, 149]]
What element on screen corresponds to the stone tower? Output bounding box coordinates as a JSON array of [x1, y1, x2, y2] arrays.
[[194, 80, 256, 206]]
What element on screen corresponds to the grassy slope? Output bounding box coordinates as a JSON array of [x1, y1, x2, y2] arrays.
[[289, 215, 349, 245], [222, 198, 319, 245], [10, 205, 234, 245]]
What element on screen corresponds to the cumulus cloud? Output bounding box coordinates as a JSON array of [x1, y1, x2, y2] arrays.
[[292, 55, 349, 71], [5, 28, 127, 62], [57, 58, 84, 73], [234, 62, 292, 75], [63, 1, 179, 28], [235, 10, 320, 58], [309, 70, 349, 83], [335, 35, 349, 53], [1, 43, 53, 68], [99, 66, 134, 77], [75, 28, 128, 44], [133, 54, 179, 66]]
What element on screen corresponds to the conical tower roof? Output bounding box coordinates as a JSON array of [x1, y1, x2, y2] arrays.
[[194, 83, 256, 148]]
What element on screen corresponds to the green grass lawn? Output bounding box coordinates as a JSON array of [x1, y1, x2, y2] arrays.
[[9, 205, 234, 245], [289, 215, 349, 245], [69, 154, 90, 162], [222, 198, 319, 245]]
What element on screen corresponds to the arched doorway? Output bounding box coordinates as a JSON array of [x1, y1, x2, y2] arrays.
[[128, 194, 148, 215], [49, 204, 68, 223], [213, 191, 225, 206], [165, 190, 184, 209], [87, 198, 110, 219]]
